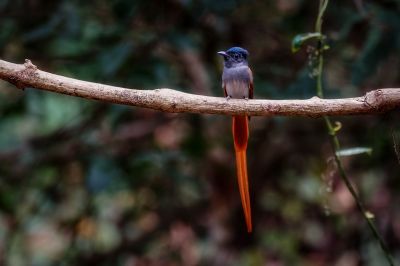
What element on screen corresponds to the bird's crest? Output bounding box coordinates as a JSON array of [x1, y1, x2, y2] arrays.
[[226, 47, 249, 56]]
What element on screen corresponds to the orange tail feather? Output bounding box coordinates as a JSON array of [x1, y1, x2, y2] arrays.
[[232, 116, 252, 233]]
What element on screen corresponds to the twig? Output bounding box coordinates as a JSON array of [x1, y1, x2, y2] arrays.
[[0, 59, 399, 117]]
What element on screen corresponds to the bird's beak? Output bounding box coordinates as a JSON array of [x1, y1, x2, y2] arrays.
[[217, 51, 228, 57]]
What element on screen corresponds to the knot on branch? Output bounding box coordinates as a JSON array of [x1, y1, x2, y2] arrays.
[[364, 89, 387, 112], [8, 59, 38, 90], [23, 59, 38, 71]]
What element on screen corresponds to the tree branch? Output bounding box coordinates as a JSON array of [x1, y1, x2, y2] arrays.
[[0, 59, 399, 117]]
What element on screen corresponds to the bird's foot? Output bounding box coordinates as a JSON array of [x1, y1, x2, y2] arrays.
[[226, 95, 232, 101]]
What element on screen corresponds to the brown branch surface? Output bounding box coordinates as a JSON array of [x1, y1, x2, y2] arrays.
[[0, 59, 399, 117]]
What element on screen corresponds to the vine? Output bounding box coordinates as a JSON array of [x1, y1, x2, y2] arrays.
[[293, 1, 396, 265]]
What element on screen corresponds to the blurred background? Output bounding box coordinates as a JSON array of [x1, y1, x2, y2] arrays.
[[0, 0, 399, 265]]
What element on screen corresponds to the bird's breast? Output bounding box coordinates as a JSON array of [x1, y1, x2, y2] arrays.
[[222, 66, 251, 99]]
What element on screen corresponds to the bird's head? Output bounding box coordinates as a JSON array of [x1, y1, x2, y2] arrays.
[[217, 47, 249, 68]]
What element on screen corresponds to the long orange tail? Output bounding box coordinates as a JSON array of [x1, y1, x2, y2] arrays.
[[232, 115, 252, 233]]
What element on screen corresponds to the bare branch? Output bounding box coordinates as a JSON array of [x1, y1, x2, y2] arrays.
[[0, 59, 399, 117]]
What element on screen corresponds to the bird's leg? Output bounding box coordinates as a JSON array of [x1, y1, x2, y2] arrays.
[[226, 95, 232, 101]]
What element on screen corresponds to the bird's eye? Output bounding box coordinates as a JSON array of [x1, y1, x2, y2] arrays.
[[234, 54, 240, 59]]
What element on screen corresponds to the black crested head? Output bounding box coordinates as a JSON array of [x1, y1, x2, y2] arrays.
[[217, 47, 249, 68], [226, 47, 249, 58]]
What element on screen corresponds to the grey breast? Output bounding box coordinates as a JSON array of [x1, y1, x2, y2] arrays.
[[222, 66, 251, 99]]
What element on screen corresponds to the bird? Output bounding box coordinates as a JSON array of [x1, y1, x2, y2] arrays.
[[217, 47, 253, 232]]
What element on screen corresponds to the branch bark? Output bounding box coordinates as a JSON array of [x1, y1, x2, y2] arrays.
[[0, 59, 399, 117]]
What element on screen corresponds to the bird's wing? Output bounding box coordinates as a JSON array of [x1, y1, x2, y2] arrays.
[[248, 67, 254, 99], [222, 78, 228, 97]]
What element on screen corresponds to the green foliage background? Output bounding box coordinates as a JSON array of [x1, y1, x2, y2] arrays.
[[0, 0, 399, 265]]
